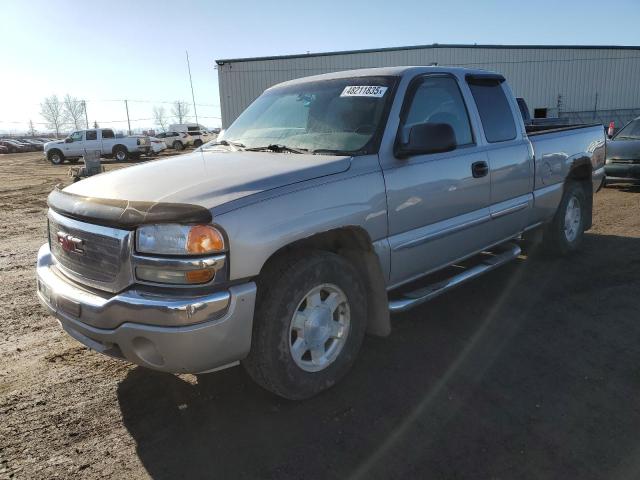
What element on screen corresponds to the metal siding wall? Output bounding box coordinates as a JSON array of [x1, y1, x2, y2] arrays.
[[217, 47, 640, 127]]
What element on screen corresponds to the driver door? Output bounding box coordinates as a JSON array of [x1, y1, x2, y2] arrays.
[[63, 131, 84, 157], [382, 74, 493, 286]]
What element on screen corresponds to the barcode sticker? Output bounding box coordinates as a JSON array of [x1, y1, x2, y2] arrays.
[[340, 86, 388, 98]]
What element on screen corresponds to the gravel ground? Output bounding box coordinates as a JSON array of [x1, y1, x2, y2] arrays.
[[1, 151, 639, 479]]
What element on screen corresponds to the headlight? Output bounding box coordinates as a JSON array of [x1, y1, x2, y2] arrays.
[[136, 224, 225, 255]]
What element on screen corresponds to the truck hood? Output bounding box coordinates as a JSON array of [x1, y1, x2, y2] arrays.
[[63, 150, 352, 209], [606, 139, 640, 160]]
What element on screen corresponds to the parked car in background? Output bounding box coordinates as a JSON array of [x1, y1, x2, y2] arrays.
[[156, 131, 191, 150], [0, 139, 29, 153], [149, 137, 167, 154], [604, 116, 640, 185], [169, 123, 214, 148], [44, 128, 151, 164], [0, 145, 8, 154], [19, 139, 45, 151], [37, 66, 606, 400]]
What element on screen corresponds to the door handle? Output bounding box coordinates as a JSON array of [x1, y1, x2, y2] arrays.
[[472, 161, 489, 178]]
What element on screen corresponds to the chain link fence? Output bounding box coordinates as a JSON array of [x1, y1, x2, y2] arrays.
[[559, 108, 640, 130]]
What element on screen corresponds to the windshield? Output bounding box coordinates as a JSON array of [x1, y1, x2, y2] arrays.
[[614, 119, 640, 140], [221, 76, 397, 154]]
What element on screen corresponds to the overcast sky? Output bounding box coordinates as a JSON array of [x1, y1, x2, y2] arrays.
[[2, 0, 639, 134]]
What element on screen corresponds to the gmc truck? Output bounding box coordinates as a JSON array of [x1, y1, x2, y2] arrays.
[[44, 128, 151, 165], [36, 67, 606, 399]]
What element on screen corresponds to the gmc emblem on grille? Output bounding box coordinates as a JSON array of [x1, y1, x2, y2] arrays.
[[56, 231, 85, 255]]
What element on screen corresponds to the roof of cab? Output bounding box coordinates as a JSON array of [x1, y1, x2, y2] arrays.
[[266, 66, 497, 90]]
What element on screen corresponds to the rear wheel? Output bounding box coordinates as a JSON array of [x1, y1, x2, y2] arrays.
[[113, 146, 129, 162], [172, 141, 184, 151], [242, 251, 366, 400], [542, 181, 587, 254], [193, 139, 203, 148], [47, 150, 64, 165]]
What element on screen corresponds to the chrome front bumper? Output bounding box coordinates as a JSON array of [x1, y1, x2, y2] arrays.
[[36, 243, 257, 373]]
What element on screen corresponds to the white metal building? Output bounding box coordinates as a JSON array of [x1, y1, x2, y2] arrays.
[[215, 44, 640, 128]]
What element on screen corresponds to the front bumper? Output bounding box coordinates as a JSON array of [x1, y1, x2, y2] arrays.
[[605, 163, 640, 184], [36, 243, 257, 373]]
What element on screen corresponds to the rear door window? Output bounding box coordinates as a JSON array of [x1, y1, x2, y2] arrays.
[[468, 80, 517, 143], [85, 130, 97, 140], [102, 129, 115, 139]]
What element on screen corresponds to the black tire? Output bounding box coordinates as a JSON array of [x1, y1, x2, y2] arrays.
[[113, 146, 129, 162], [242, 250, 367, 400], [193, 139, 203, 148], [47, 149, 64, 165], [542, 181, 587, 255], [172, 141, 184, 151]]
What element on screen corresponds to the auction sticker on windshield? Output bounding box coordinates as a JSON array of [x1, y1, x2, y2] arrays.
[[340, 86, 388, 97]]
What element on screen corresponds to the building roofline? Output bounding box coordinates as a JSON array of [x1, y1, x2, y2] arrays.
[[215, 43, 640, 65]]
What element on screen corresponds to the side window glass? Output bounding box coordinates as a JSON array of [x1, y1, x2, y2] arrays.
[[85, 130, 97, 141], [403, 76, 473, 147], [468, 80, 517, 143], [70, 131, 83, 142], [102, 129, 115, 139]]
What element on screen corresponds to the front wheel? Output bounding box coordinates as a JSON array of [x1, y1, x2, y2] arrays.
[[47, 150, 64, 165], [172, 141, 184, 151], [543, 181, 587, 255], [242, 251, 366, 400]]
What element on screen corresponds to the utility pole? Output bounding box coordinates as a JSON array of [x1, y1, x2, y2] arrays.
[[186, 50, 199, 126], [124, 99, 131, 134], [82, 100, 89, 129]]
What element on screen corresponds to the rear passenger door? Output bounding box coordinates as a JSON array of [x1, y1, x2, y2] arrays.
[[383, 74, 494, 286], [466, 75, 534, 239], [83, 129, 100, 155]]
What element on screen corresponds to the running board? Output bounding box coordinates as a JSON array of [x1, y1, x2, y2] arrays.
[[388, 243, 522, 313]]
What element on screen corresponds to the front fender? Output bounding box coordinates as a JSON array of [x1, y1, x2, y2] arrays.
[[215, 170, 388, 282]]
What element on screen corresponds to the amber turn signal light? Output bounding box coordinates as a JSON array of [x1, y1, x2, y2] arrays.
[[185, 269, 215, 284], [186, 225, 224, 254]]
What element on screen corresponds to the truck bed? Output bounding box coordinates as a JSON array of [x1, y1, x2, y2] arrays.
[[526, 123, 603, 136], [528, 123, 606, 192]]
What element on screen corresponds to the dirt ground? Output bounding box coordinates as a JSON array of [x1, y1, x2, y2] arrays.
[[1, 151, 639, 480]]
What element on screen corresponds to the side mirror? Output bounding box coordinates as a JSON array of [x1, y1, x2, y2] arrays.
[[396, 122, 456, 158], [64, 137, 72, 143]]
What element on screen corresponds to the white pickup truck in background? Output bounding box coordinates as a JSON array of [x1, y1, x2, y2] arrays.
[[44, 128, 151, 165]]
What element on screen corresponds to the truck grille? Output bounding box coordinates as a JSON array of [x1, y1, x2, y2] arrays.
[[48, 210, 133, 293]]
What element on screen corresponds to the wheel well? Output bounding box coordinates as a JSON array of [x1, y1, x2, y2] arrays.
[[112, 144, 127, 153], [48, 148, 62, 156], [568, 161, 591, 181], [260, 227, 391, 337], [566, 162, 593, 231]]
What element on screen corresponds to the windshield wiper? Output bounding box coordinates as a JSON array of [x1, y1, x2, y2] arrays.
[[216, 140, 246, 150], [245, 144, 308, 154], [312, 148, 358, 156]]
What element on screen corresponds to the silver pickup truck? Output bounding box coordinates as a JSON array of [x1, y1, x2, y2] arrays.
[[36, 66, 605, 399]]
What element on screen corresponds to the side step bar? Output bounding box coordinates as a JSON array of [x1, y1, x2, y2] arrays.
[[388, 242, 522, 313]]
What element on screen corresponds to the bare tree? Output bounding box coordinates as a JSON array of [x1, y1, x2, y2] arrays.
[[93, 120, 99, 128], [63, 94, 86, 130], [153, 105, 168, 131], [40, 95, 66, 138], [27, 120, 37, 136], [171, 101, 191, 124]]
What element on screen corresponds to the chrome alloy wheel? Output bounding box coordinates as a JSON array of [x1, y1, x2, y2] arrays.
[[564, 195, 582, 242], [288, 283, 350, 372], [115, 150, 126, 161]]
